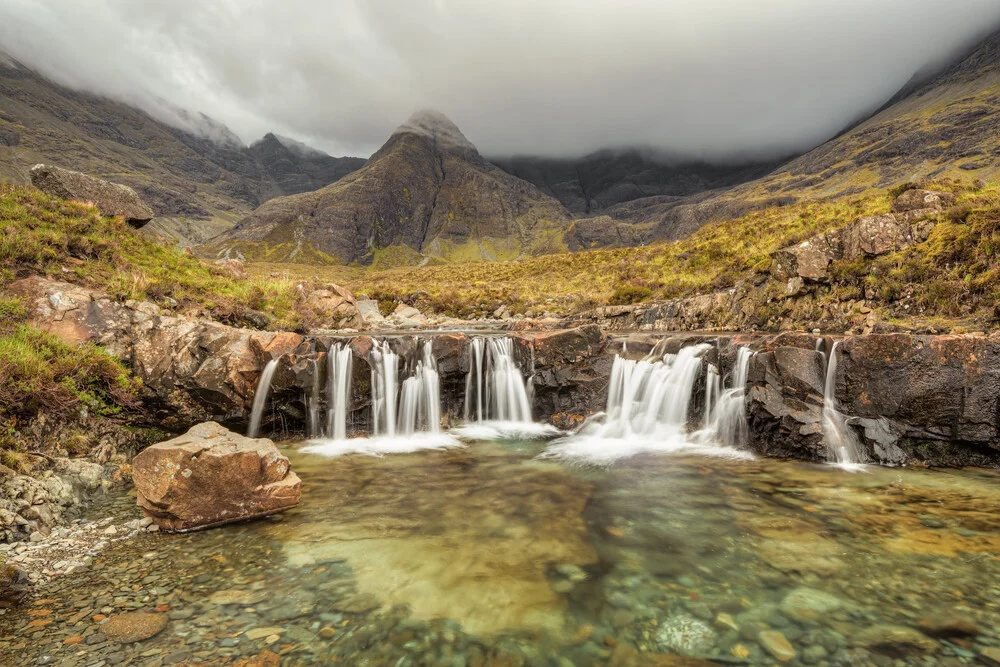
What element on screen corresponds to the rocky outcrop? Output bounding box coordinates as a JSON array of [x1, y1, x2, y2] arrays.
[[132, 422, 301, 532], [746, 333, 1000, 466], [13, 276, 305, 431], [305, 285, 362, 329], [770, 189, 952, 284], [29, 164, 154, 227]]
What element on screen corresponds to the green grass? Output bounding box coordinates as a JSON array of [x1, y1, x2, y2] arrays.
[[0, 298, 140, 470], [0, 184, 315, 330]]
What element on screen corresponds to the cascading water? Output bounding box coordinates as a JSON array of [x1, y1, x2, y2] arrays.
[[324, 342, 353, 440], [304, 337, 460, 457], [247, 358, 280, 438], [821, 341, 865, 467], [543, 342, 753, 464], [697, 347, 753, 448], [464, 337, 485, 422], [397, 342, 442, 435], [370, 340, 400, 438], [455, 336, 556, 441], [464, 337, 532, 423]]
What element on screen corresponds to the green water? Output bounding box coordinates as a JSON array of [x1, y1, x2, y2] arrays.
[[2, 441, 999, 666]]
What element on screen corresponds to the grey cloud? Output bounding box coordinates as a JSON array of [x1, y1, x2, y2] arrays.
[[1, 0, 999, 160]]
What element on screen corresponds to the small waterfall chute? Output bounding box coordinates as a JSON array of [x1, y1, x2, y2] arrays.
[[821, 341, 865, 468], [543, 343, 752, 464], [324, 342, 353, 440], [304, 337, 460, 457], [697, 346, 753, 448], [454, 336, 559, 441], [248, 358, 280, 439]]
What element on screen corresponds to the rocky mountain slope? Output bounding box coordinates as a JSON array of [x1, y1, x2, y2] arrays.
[[0, 54, 362, 245], [492, 150, 780, 215], [590, 26, 1000, 247], [207, 111, 572, 265]]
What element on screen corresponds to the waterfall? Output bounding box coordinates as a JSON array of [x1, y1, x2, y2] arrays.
[[323, 342, 353, 440], [543, 342, 754, 464], [464, 337, 485, 422], [397, 342, 441, 435], [370, 340, 400, 437], [698, 347, 753, 448], [594, 344, 710, 438], [821, 341, 864, 466], [248, 358, 280, 438], [464, 337, 532, 423]]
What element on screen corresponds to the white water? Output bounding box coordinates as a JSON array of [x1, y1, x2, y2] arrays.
[[543, 343, 752, 464], [397, 342, 442, 435], [696, 346, 753, 448], [463, 336, 535, 429], [325, 342, 353, 440], [370, 340, 400, 438], [247, 358, 280, 439], [821, 341, 865, 468], [302, 432, 462, 458]]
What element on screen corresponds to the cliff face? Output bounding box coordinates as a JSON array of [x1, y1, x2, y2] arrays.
[[208, 111, 572, 265]]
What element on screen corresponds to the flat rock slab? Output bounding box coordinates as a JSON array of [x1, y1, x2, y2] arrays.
[[132, 422, 301, 532], [101, 612, 168, 643]]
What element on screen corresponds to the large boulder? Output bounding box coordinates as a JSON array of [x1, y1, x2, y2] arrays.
[[890, 188, 954, 215], [132, 422, 301, 532], [30, 164, 154, 227]]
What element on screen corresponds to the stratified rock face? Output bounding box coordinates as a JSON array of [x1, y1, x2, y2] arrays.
[[208, 110, 571, 265], [29, 164, 154, 227], [132, 422, 301, 532]]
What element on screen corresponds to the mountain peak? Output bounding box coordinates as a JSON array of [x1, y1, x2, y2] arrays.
[[393, 109, 476, 152]]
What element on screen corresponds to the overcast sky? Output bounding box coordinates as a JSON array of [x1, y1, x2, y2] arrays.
[[2, 0, 1000, 161]]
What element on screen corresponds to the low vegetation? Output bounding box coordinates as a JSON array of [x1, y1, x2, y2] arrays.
[[0, 296, 140, 470]]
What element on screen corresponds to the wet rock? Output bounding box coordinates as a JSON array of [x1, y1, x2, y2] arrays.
[[0, 563, 30, 604], [850, 624, 938, 657], [209, 589, 268, 606], [30, 164, 154, 227], [758, 630, 796, 662], [779, 587, 843, 623], [100, 612, 168, 643], [132, 422, 301, 531]]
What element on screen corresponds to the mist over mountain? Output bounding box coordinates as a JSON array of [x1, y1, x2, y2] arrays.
[[2, 1, 1000, 160]]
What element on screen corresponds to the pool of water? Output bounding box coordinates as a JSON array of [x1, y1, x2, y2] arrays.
[[2, 440, 999, 666]]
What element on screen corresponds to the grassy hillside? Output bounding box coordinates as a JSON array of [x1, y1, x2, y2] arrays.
[[251, 177, 997, 331]]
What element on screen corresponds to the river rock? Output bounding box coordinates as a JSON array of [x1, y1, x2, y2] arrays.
[[779, 587, 843, 623], [30, 164, 154, 227], [132, 422, 301, 531], [850, 624, 938, 657], [100, 612, 168, 643], [758, 630, 796, 662]]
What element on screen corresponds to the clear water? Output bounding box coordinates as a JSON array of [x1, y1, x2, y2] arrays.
[[3, 442, 1000, 666]]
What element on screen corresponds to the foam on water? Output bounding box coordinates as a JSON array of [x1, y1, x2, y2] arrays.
[[541, 429, 755, 467], [301, 433, 463, 458], [452, 420, 561, 442]]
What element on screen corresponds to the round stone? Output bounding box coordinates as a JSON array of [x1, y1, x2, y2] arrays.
[[101, 612, 168, 643]]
